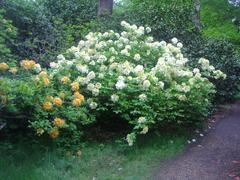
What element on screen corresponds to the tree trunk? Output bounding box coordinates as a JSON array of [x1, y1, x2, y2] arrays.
[[98, 0, 113, 16], [0, 0, 4, 6], [193, 0, 201, 32]]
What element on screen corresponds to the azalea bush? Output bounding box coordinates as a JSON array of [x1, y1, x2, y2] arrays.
[[0, 22, 226, 146]]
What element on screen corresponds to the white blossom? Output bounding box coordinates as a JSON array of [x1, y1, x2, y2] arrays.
[[134, 54, 141, 61], [111, 94, 119, 102], [171, 38, 178, 44], [92, 88, 100, 96], [177, 42, 183, 48], [89, 102, 98, 109], [138, 117, 146, 124], [116, 80, 126, 90], [193, 68, 200, 74], [146, 27, 151, 33], [140, 126, 149, 134], [34, 64, 41, 73], [142, 80, 151, 90], [139, 94, 147, 101], [159, 81, 165, 89], [76, 65, 89, 74], [87, 71, 96, 80]]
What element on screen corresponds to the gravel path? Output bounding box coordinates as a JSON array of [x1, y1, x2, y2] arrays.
[[154, 102, 240, 180]]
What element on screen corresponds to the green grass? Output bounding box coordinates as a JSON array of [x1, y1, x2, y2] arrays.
[[201, 0, 240, 46], [0, 131, 189, 180]]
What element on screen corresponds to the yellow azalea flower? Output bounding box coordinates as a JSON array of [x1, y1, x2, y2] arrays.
[[43, 101, 52, 110], [36, 128, 44, 136], [49, 128, 59, 139], [0, 62, 9, 71], [59, 92, 65, 99], [53, 118, 65, 127], [39, 71, 48, 78], [61, 76, 70, 84], [54, 97, 63, 107], [72, 98, 83, 107], [73, 91, 84, 101], [43, 78, 50, 86], [71, 82, 79, 91], [20, 59, 36, 70], [29, 60, 36, 66], [9, 67, 17, 74]]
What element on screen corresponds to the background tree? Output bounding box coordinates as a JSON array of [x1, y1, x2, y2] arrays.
[[98, 0, 113, 16], [193, 0, 201, 32]]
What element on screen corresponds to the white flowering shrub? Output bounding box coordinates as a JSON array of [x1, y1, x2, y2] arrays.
[[46, 21, 225, 145], [0, 22, 226, 146]]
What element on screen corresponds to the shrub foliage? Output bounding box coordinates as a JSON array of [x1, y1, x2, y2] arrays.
[[0, 22, 226, 146]]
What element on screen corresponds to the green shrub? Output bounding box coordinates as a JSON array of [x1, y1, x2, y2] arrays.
[[0, 22, 225, 146], [0, 9, 17, 64], [2, 0, 98, 65], [184, 37, 240, 102]]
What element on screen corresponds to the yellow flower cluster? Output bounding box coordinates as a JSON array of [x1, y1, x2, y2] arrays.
[[43, 96, 63, 110], [49, 128, 59, 139], [9, 67, 18, 74], [72, 91, 85, 107], [39, 71, 48, 78], [43, 101, 52, 110], [20, 59, 36, 70], [61, 76, 70, 84], [43, 78, 50, 86], [0, 62, 9, 71], [71, 82, 79, 91], [53, 117, 65, 127], [53, 97, 63, 107], [38, 71, 50, 86]]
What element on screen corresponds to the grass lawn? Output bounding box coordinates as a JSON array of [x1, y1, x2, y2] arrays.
[[201, 0, 240, 48], [0, 130, 189, 180]]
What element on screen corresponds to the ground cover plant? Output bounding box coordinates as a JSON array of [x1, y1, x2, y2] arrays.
[[0, 130, 189, 180], [0, 22, 226, 148]]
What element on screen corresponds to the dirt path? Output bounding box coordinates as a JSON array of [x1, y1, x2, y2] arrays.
[[154, 102, 240, 180]]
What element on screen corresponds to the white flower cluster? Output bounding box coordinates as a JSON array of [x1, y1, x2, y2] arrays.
[[198, 58, 226, 79]]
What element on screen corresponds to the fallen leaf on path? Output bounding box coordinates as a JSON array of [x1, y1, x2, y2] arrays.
[[232, 160, 240, 164], [229, 173, 236, 177], [234, 176, 240, 180]]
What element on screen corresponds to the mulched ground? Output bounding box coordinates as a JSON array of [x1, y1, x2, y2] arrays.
[[153, 102, 240, 180]]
